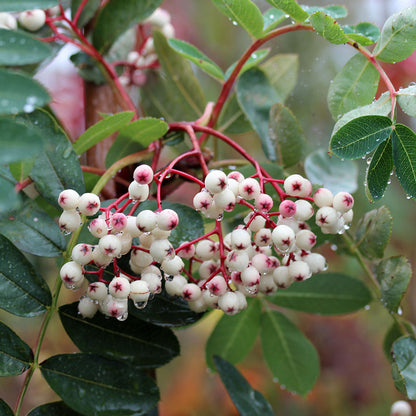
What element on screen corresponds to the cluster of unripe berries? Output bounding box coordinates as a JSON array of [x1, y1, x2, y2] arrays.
[[58, 164, 354, 320], [119, 8, 174, 87], [0, 6, 59, 32]]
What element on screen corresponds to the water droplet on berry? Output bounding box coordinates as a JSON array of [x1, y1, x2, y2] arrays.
[[134, 300, 148, 309], [117, 312, 128, 321]]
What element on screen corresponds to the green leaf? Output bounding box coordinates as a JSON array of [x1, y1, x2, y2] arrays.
[[264, 0, 308, 22], [40, 353, 160, 416], [211, 0, 264, 38], [309, 11, 349, 44], [27, 401, 84, 416], [342, 23, 381, 46], [391, 336, 416, 399], [70, 51, 105, 85], [93, 0, 163, 53], [366, 137, 393, 201], [303, 5, 348, 20], [214, 356, 275, 416], [0, 234, 51, 317], [0, 0, 57, 12], [71, 0, 101, 28], [329, 115, 393, 159], [355, 206, 392, 260], [327, 54, 380, 119], [0, 167, 21, 214], [305, 148, 358, 194], [16, 109, 85, 207], [260, 309, 320, 396], [269, 273, 372, 314], [73, 112, 134, 155], [0, 118, 44, 164], [237, 67, 281, 161], [218, 93, 252, 134], [0, 197, 66, 257], [332, 91, 392, 135], [129, 289, 204, 327], [383, 322, 415, 360], [376, 256, 412, 314], [263, 8, 287, 33], [269, 103, 306, 168], [0, 320, 33, 376], [168, 39, 224, 81], [105, 117, 169, 168], [261, 54, 299, 103], [206, 298, 261, 369], [142, 31, 205, 122], [0, 29, 51, 65], [59, 302, 179, 368], [0, 399, 14, 416], [0, 69, 50, 115], [9, 158, 35, 182], [374, 6, 416, 63], [225, 49, 270, 80], [397, 84, 416, 117], [392, 124, 416, 199]]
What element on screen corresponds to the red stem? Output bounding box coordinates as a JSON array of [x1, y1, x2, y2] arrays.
[[72, 0, 89, 26]]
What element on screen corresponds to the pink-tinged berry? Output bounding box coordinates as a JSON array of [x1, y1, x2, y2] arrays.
[[283, 174, 312, 197], [133, 164, 154, 185], [295, 229, 317, 251], [272, 265, 294, 288], [106, 298, 128, 320], [253, 228, 272, 247], [136, 210, 157, 232], [177, 242, 196, 259], [313, 187, 333, 208], [332, 191, 354, 213], [149, 239, 175, 263], [130, 248, 153, 268], [241, 266, 260, 287], [390, 401, 412, 416], [228, 171, 244, 183], [58, 189, 80, 210], [193, 190, 213, 212], [98, 234, 122, 258], [129, 280, 150, 303], [244, 212, 266, 232], [225, 250, 249, 272], [255, 193, 273, 212], [231, 228, 251, 251], [78, 193, 101, 216], [214, 188, 236, 212], [196, 240, 218, 261], [165, 274, 188, 296], [109, 213, 127, 231], [92, 246, 113, 268], [128, 181, 149, 201], [294, 199, 314, 221], [239, 178, 260, 200], [88, 218, 108, 238], [288, 260, 311, 281], [161, 255, 184, 275], [141, 273, 162, 294], [59, 210, 82, 233], [279, 200, 297, 218], [315, 206, 338, 228], [272, 225, 295, 252], [0, 12, 17, 30], [78, 297, 99, 318], [72, 243, 94, 265], [182, 283, 202, 301], [60, 261, 84, 287], [87, 281, 108, 301], [198, 260, 219, 279], [18, 9, 46, 31], [204, 170, 228, 194], [218, 292, 239, 315], [207, 275, 228, 296], [251, 253, 270, 274], [202, 289, 219, 309], [259, 274, 277, 295], [157, 209, 179, 231], [109, 276, 131, 298]]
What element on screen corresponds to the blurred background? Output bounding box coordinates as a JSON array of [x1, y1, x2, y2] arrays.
[[1, 0, 416, 414]]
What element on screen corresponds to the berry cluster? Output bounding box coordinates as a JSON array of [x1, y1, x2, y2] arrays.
[[0, 7, 58, 31], [58, 163, 354, 321]]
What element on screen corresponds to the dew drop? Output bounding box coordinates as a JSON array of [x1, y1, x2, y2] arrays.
[[134, 300, 148, 309], [273, 377, 279, 383], [406, 194, 412, 200], [117, 312, 128, 321], [330, 244, 337, 251], [398, 307, 403, 316], [364, 304, 370, 310], [63, 146, 72, 159], [231, 20, 238, 26], [409, 81, 416, 87]]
